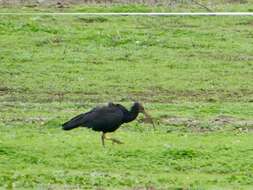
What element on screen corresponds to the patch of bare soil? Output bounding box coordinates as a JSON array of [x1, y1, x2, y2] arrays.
[[1, 117, 49, 125], [161, 115, 253, 132], [161, 115, 200, 127], [209, 115, 236, 125]]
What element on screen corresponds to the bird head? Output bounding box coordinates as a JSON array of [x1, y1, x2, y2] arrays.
[[134, 102, 155, 129]]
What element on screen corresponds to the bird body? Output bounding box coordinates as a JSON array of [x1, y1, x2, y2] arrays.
[[62, 102, 154, 146], [63, 103, 130, 132]]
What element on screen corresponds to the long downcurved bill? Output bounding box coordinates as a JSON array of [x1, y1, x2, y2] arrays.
[[143, 110, 155, 129]]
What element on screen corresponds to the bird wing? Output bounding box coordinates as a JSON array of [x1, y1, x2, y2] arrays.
[[62, 105, 124, 131], [62, 112, 88, 130], [83, 105, 124, 131], [62, 105, 101, 130]]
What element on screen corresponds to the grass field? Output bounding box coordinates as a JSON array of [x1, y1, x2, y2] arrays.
[[0, 4, 253, 189]]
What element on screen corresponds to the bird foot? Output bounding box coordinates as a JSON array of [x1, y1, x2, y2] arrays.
[[112, 139, 124, 144]]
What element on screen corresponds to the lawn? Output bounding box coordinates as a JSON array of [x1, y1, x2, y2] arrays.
[[0, 4, 253, 189]]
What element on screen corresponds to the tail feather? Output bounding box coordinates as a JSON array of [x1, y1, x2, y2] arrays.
[[62, 113, 86, 130]]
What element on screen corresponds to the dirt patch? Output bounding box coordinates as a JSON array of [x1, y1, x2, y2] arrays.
[[161, 115, 253, 132], [161, 115, 200, 127], [209, 115, 236, 125], [2, 117, 49, 124]]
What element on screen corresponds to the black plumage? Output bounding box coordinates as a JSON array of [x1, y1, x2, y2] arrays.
[[62, 102, 154, 146]]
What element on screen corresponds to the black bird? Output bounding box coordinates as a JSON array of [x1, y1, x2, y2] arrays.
[[62, 102, 154, 146]]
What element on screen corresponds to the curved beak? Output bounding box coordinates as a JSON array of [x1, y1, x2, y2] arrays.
[[142, 110, 155, 130]]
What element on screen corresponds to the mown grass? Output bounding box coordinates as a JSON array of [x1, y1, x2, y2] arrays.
[[0, 4, 253, 189], [1, 126, 253, 189]]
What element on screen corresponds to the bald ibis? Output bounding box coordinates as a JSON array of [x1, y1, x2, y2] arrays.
[[62, 102, 154, 146]]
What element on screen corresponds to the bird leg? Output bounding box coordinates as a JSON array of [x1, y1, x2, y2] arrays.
[[101, 132, 106, 147], [101, 132, 123, 147]]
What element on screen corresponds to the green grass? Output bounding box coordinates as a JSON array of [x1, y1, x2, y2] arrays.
[[0, 4, 253, 189], [1, 127, 253, 189]]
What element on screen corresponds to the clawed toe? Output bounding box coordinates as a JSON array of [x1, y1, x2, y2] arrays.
[[112, 139, 124, 144]]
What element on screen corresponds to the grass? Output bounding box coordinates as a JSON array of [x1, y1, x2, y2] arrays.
[[1, 128, 253, 189], [0, 4, 253, 189]]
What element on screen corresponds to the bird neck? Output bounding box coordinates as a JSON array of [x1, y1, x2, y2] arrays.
[[124, 104, 139, 123]]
